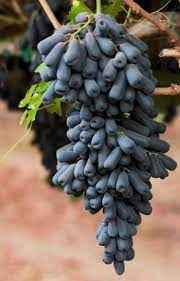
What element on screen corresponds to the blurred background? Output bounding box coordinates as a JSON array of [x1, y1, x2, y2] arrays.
[[0, 0, 180, 280]]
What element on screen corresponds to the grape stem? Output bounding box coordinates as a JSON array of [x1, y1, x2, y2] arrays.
[[96, 0, 102, 15], [37, 0, 61, 29], [72, 14, 94, 39], [0, 127, 31, 163]]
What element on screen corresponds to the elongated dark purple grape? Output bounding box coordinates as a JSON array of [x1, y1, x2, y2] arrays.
[[91, 128, 106, 150], [107, 169, 120, 189], [112, 52, 127, 69], [73, 141, 88, 155], [44, 42, 65, 67], [159, 154, 177, 171], [69, 73, 83, 89], [79, 120, 90, 131], [63, 89, 77, 103], [57, 149, 78, 162], [55, 87, 68, 99], [120, 42, 141, 63], [90, 116, 105, 129], [74, 159, 86, 180], [136, 91, 156, 117], [83, 57, 98, 79], [120, 100, 133, 113], [64, 39, 81, 66], [149, 137, 169, 153], [80, 129, 95, 143], [104, 147, 122, 170], [132, 107, 166, 134], [99, 55, 109, 71], [67, 113, 81, 128], [67, 125, 81, 142], [84, 79, 100, 98], [124, 33, 148, 52], [103, 60, 117, 82], [40, 66, 56, 81], [58, 164, 75, 185], [57, 57, 71, 82], [97, 70, 109, 92], [37, 31, 65, 55], [102, 193, 114, 208], [124, 87, 135, 102], [42, 81, 56, 104], [96, 36, 116, 57], [95, 95, 108, 112], [75, 12, 88, 23], [78, 89, 91, 105], [116, 171, 129, 193], [109, 71, 127, 100], [132, 145, 148, 162], [105, 119, 118, 135], [117, 135, 136, 154], [98, 145, 110, 170], [128, 170, 150, 195], [126, 64, 155, 94], [84, 158, 96, 177], [120, 118, 150, 136], [96, 175, 109, 194], [85, 31, 102, 60]]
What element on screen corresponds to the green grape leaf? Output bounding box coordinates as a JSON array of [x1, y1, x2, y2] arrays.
[[47, 97, 64, 116], [19, 82, 50, 108], [34, 62, 48, 74], [19, 81, 51, 128], [68, 0, 92, 22], [102, 0, 124, 18], [20, 108, 38, 128], [155, 112, 166, 123]]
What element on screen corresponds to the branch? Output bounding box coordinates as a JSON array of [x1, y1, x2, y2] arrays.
[[37, 0, 61, 30], [154, 84, 180, 96], [11, 0, 27, 22], [123, 0, 180, 46], [0, 14, 23, 26], [159, 48, 180, 59]]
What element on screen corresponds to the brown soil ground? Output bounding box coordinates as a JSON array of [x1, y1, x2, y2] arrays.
[[0, 101, 180, 281]]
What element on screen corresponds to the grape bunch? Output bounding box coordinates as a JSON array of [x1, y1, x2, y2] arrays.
[[35, 13, 177, 275], [0, 52, 30, 110]]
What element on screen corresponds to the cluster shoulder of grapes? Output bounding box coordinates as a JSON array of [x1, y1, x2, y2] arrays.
[[37, 12, 177, 275]]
